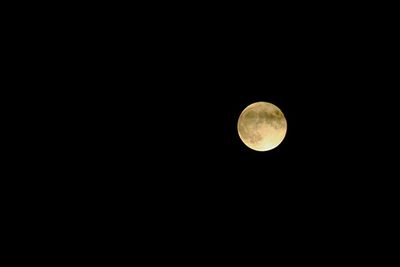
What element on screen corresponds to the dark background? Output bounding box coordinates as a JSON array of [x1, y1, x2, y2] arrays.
[[77, 10, 392, 191], [24, 3, 396, 258]]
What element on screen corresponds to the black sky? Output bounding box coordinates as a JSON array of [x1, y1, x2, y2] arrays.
[[53, 4, 397, 256], [72, 7, 395, 210]]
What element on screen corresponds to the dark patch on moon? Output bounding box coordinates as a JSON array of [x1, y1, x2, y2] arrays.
[[238, 122, 262, 144], [258, 110, 285, 130]]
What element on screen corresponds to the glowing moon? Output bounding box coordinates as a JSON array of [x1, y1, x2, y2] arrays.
[[237, 102, 287, 151]]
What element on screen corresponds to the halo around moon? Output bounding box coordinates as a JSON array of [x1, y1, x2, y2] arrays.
[[237, 102, 287, 151]]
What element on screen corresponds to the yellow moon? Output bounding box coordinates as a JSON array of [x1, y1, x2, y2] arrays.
[[237, 102, 287, 151]]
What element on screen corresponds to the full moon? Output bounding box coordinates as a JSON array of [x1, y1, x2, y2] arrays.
[[237, 102, 287, 151]]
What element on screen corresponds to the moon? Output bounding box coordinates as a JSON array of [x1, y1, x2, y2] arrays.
[[237, 102, 287, 151]]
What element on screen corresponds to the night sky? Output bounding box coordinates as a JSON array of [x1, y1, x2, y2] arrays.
[[57, 4, 396, 258]]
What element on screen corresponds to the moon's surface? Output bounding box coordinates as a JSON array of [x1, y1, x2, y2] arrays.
[[237, 102, 287, 151]]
